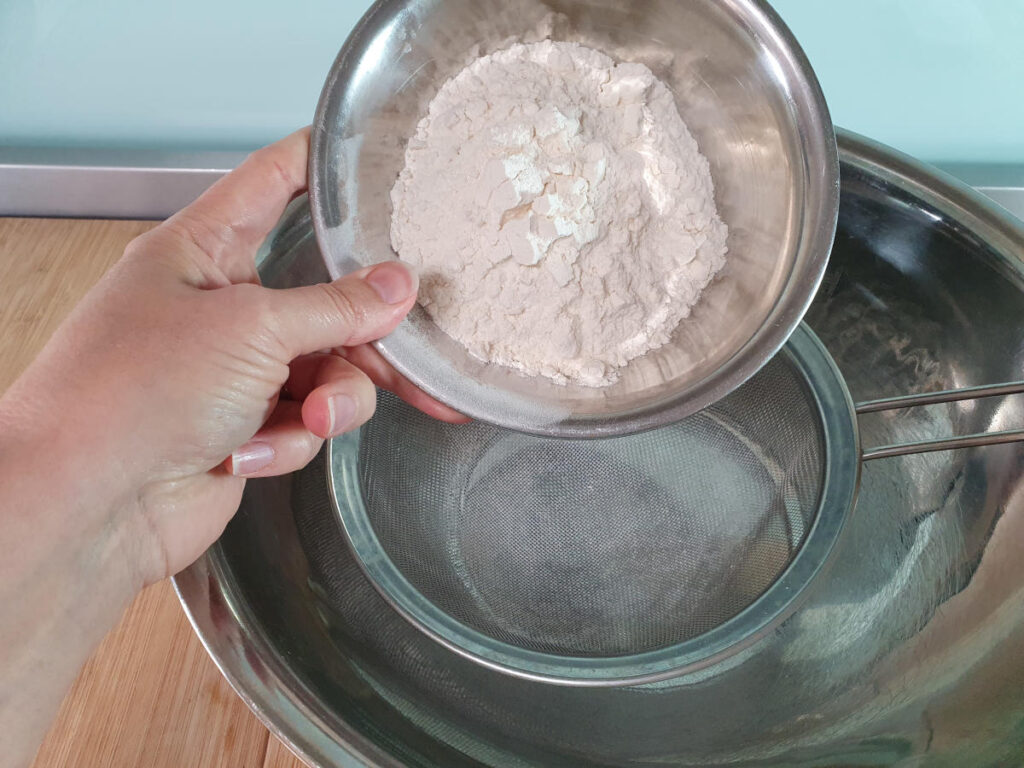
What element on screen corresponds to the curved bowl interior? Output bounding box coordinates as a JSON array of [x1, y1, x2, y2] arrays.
[[178, 132, 1024, 767], [310, 0, 838, 436]]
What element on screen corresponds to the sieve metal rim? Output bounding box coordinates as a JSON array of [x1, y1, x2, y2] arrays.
[[327, 324, 859, 686]]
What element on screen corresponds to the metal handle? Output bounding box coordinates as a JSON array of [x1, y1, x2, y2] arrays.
[[856, 381, 1024, 461]]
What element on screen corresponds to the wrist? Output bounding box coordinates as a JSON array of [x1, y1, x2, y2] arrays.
[[0, 391, 144, 602], [0, 394, 144, 762]]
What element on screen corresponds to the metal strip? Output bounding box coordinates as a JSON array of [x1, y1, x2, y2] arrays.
[[862, 429, 1024, 461], [0, 148, 1022, 221], [856, 381, 1024, 413], [857, 381, 1024, 459], [973, 187, 1024, 221], [0, 147, 245, 219]]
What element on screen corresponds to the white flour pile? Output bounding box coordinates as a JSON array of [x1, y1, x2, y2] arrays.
[[389, 40, 728, 386]]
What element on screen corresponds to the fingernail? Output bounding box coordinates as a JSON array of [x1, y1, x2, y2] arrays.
[[230, 441, 275, 476], [327, 393, 358, 437], [364, 261, 418, 305]]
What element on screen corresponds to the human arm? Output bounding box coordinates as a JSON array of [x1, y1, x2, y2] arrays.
[[0, 128, 464, 767]]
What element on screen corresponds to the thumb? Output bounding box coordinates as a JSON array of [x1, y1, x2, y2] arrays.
[[266, 261, 419, 357]]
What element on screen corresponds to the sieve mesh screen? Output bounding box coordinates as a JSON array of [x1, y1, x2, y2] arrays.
[[355, 352, 825, 658]]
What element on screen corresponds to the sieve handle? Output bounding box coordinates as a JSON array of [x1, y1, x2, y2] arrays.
[[856, 380, 1024, 461]]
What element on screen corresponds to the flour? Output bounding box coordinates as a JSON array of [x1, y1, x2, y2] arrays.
[[389, 40, 728, 386]]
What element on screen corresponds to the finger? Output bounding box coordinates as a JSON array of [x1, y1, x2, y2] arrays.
[[266, 260, 418, 358], [284, 353, 377, 438], [226, 400, 323, 478], [342, 343, 472, 424], [163, 127, 310, 283]]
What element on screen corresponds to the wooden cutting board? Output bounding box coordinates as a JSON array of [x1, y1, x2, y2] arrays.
[[0, 217, 306, 768]]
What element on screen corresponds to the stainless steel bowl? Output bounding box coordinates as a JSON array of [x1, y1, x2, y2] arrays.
[[178, 132, 1024, 767], [309, 0, 839, 437]]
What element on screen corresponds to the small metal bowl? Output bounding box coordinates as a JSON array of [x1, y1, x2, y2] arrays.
[[310, 0, 839, 437]]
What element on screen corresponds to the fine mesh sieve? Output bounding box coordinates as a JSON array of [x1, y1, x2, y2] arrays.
[[331, 323, 1024, 686], [359, 360, 821, 658], [330, 325, 858, 685]]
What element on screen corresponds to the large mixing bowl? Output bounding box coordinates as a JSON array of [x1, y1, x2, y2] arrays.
[[177, 131, 1024, 767], [309, 0, 839, 437]]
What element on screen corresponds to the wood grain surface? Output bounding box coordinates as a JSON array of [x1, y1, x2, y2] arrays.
[[0, 218, 305, 768]]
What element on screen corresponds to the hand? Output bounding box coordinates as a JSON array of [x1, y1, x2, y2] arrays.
[[3, 127, 466, 586], [0, 128, 469, 765]]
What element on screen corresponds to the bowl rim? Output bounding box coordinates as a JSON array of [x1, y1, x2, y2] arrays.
[[177, 128, 1024, 768]]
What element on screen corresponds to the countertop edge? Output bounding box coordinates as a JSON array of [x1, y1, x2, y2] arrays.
[[1, 149, 1022, 222]]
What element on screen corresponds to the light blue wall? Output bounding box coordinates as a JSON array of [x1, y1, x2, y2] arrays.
[[774, 0, 1024, 164], [1, 0, 1022, 163]]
